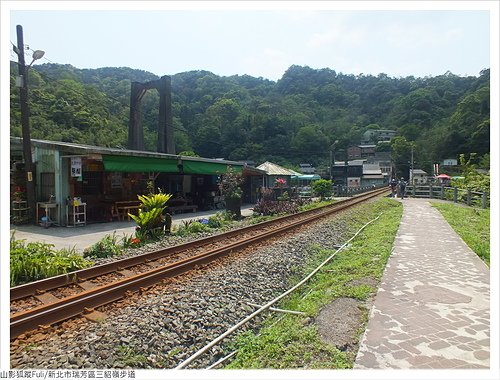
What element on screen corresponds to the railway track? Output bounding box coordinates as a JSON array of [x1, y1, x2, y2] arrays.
[[10, 187, 389, 339]]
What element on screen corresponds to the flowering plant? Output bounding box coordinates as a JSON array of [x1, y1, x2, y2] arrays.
[[275, 178, 287, 187], [13, 186, 25, 201]]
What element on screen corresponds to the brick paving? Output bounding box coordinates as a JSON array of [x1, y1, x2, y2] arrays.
[[355, 198, 490, 369]]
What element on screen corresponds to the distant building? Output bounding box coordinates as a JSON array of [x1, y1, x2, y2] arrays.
[[332, 159, 365, 187], [361, 163, 385, 187], [256, 161, 295, 188], [366, 151, 392, 180], [299, 163, 315, 174], [411, 169, 429, 185], [442, 158, 458, 166], [361, 129, 397, 144], [347, 144, 376, 160]]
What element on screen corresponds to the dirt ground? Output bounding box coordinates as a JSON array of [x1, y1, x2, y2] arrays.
[[315, 276, 379, 356]]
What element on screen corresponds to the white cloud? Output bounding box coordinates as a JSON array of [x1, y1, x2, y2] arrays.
[[309, 25, 367, 48], [309, 28, 343, 47], [242, 47, 296, 81], [384, 23, 464, 49]]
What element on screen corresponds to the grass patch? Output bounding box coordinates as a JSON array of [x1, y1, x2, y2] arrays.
[[10, 234, 93, 286], [115, 346, 148, 368], [431, 202, 490, 266], [225, 198, 402, 369]]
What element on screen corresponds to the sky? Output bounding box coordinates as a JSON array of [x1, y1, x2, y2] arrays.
[[4, 1, 496, 81]]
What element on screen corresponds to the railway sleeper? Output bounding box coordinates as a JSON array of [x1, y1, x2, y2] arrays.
[[34, 292, 60, 304]]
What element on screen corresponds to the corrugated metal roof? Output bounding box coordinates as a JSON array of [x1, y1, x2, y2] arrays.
[[257, 161, 295, 176], [348, 160, 366, 166], [363, 169, 382, 175], [11, 137, 245, 167], [363, 163, 380, 170], [292, 174, 321, 180]]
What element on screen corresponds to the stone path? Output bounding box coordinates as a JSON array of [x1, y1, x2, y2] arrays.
[[355, 198, 490, 369]]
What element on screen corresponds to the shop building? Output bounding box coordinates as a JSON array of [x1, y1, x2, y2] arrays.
[[10, 137, 263, 225]]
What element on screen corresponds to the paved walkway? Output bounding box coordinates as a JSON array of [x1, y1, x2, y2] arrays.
[[10, 205, 254, 253], [355, 198, 490, 369]]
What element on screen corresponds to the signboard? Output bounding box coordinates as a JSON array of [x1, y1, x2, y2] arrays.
[[110, 172, 122, 188], [71, 157, 82, 177]]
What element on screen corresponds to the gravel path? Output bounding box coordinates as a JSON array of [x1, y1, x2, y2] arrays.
[[11, 207, 368, 369]]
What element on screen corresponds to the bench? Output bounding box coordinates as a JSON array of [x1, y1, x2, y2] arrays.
[[114, 201, 141, 221]]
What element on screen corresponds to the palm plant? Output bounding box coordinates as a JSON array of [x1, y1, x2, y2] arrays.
[[129, 191, 173, 239]]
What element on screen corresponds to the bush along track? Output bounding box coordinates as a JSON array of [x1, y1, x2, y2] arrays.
[[224, 198, 403, 369]]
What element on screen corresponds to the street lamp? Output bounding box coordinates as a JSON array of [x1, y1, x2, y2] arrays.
[[15, 25, 44, 222], [29, 50, 45, 66]]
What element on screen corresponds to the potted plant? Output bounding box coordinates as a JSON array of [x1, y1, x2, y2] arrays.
[[12, 186, 25, 202], [219, 166, 243, 218]]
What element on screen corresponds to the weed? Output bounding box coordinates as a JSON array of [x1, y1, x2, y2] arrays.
[[83, 232, 122, 259], [116, 346, 148, 368], [10, 233, 93, 286], [225, 198, 402, 369], [175, 218, 220, 237], [253, 199, 300, 216]]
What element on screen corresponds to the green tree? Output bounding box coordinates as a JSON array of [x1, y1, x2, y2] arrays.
[[391, 136, 412, 179], [312, 179, 333, 200]]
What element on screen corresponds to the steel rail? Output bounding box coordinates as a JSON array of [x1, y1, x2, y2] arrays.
[[11, 188, 389, 339], [11, 187, 387, 301]]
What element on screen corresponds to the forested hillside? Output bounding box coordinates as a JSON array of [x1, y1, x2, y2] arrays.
[[10, 63, 490, 173]]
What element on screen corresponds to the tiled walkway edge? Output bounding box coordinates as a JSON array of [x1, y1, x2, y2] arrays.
[[355, 199, 490, 369]]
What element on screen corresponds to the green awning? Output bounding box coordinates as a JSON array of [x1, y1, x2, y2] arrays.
[[103, 155, 179, 173], [102, 155, 243, 175], [182, 160, 242, 175]]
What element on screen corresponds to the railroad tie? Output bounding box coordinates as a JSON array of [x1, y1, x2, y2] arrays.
[[117, 269, 135, 277], [83, 308, 107, 323], [78, 281, 98, 291], [34, 292, 60, 304]]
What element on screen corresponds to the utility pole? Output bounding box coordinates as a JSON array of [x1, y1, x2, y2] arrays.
[[410, 143, 414, 185], [16, 25, 36, 222], [329, 149, 333, 181]]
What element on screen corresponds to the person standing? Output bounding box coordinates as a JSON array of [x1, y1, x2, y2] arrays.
[[398, 177, 407, 199], [389, 178, 398, 198]]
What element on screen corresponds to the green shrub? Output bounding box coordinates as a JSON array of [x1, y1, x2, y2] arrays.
[[207, 211, 232, 229], [129, 208, 164, 231], [130, 191, 173, 240], [83, 233, 122, 258], [137, 192, 171, 211], [10, 235, 93, 286], [121, 233, 142, 248], [253, 199, 299, 216], [311, 179, 333, 200], [175, 220, 211, 236]]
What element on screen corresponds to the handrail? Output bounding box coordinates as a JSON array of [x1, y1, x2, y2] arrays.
[[405, 185, 489, 209]]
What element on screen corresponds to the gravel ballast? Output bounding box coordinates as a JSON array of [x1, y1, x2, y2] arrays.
[[11, 207, 371, 369]]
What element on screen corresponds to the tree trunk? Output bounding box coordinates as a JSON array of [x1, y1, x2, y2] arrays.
[[225, 197, 241, 219]]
